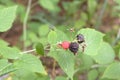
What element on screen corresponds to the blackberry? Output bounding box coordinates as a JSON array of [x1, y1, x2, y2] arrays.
[[69, 42, 79, 55], [76, 34, 85, 44]]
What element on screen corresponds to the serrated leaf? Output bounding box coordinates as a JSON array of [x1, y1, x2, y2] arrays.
[[0, 59, 17, 76], [48, 30, 57, 44], [0, 46, 20, 59], [14, 54, 47, 75], [13, 69, 50, 80], [0, 5, 17, 32], [48, 50, 74, 79], [0, 64, 17, 76], [92, 42, 115, 64], [77, 28, 104, 56], [35, 43, 44, 55], [0, 59, 9, 70], [103, 62, 120, 79]]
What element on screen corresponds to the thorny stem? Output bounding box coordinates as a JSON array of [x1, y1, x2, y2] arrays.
[[95, 0, 108, 29], [23, 0, 32, 51]]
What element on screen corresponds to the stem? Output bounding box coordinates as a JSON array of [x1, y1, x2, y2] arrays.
[[112, 28, 120, 46], [95, 0, 108, 29], [20, 49, 36, 54], [23, 0, 32, 51], [52, 60, 56, 78], [91, 64, 108, 68]]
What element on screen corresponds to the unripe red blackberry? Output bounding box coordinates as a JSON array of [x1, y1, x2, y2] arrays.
[[69, 42, 79, 55], [76, 34, 85, 44], [58, 41, 70, 50]]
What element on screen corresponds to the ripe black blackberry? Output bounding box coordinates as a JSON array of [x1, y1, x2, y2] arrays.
[[69, 42, 79, 55], [76, 34, 85, 44]]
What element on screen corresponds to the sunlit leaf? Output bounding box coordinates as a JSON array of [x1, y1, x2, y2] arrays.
[[0, 6, 17, 32], [92, 42, 115, 64], [77, 28, 104, 56], [103, 62, 120, 79]]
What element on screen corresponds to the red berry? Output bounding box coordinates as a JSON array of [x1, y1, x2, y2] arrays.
[[61, 41, 70, 50]]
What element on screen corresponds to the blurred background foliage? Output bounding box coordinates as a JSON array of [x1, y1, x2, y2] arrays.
[[0, 0, 120, 80]]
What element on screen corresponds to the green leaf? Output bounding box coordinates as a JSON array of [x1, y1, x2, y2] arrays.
[[14, 54, 47, 75], [39, 24, 49, 36], [79, 54, 94, 70], [55, 76, 66, 80], [48, 50, 74, 79], [38, 0, 60, 12], [0, 46, 20, 59], [103, 62, 120, 79], [0, 59, 9, 70], [88, 0, 97, 19], [92, 42, 115, 64], [48, 30, 57, 44], [35, 43, 44, 55], [0, 5, 17, 32], [77, 28, 104, 56], [87, 69, 98, 80], [13, 69, 40, 80], [0, 59, 17, 76], [56, 29, 69, 41], [0, 40, 9, 46], [13, 69, 50, 80]]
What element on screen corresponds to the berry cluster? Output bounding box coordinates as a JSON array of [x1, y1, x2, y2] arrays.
[[58, 34, 85, 55]]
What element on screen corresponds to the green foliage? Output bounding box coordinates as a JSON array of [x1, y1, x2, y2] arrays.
[[14, 54, 47, 75], [35, 43, 44, 55], [55, 76, 66, 80], [38, 24, 49, 36], [48, 50, 75, 80], [0, 59, 17, 76], [39, 0, 60, 12], [48, 30, 57, 44], [87, 69, 98, 80], [0, 0, 119, 80], [0, 5, 17, 32], [92, 42, 115, 64], [103, 62, 120, 79], [88, 0, 97, 19], [0, 46, 20, 59], [78, 28, 104, 56]]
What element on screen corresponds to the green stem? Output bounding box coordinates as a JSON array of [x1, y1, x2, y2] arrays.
[[112, 29, 120, 46], [95, 0, 108, 29], [23, 0, 32, 51]]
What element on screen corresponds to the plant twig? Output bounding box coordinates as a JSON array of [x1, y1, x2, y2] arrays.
[[95, 0, 108, 29], [112, 28, 120, 46], [52, 60, 56, 78], [20, 49, 36, 54], [23, 0, 32, 51]]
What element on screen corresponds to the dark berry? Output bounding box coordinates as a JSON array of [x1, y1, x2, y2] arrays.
[[76, 34, 85, 44], [69, 42, 79, 55]]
